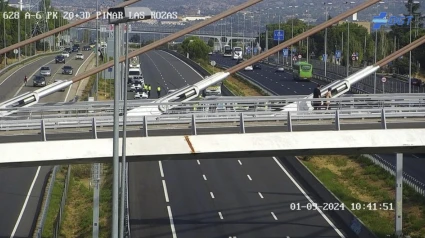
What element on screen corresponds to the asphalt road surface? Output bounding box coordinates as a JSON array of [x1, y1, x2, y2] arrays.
[[0, 50, 93, 237], [209, 54, 425, 187], [126, 50, 353, 237]]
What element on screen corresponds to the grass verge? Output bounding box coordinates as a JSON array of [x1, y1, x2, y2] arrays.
[[198, 59, 425, 237], [301, 155, 425, 237], [199, 61, 266, 96], [40, 167, 67, 238], [59, 60, 114, 237]]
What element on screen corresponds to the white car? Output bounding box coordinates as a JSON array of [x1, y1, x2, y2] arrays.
[[75, 53, 84, 60], [61, 51, 70, 58], [134, 91, 148, 99], [244, 65, 253, 71], [276, 66, 285, 72]]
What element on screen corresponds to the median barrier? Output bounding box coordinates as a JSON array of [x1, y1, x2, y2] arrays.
[[280, 156, 378, 238]]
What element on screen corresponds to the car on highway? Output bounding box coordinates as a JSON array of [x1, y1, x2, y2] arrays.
[[75, 53, 84, 60], [244, 65, 253, 71], [83, 45, 91, 51], [253, 64, 262, 70], [55, 55, 65, 64], [276, 66, 285, 72], [72, 44, 80, 52], [33, 75, 46, 87], [62, 51, 70, 58], [54, 79, 66, 91], [64, 47, 72, 53], [62, 66, 73, 75], [39, 66, 51, 76], [134, 91, 148, 99], [167, 89, 177, 94]]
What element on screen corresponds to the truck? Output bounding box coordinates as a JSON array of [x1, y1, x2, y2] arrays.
[[127, 57, 144, 85]]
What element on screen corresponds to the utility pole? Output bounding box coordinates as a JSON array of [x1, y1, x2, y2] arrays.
[[95, 0, 99, 100]]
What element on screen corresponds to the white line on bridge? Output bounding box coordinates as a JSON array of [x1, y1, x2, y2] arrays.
[[167, 206, 177, 238], [162, 180, 169, 203], [203, 174, 207, 180], [258, 192, 264, 199], [271, 212, 278, 220], [159, 161, 164, 178], [218, 212, 224, 219]]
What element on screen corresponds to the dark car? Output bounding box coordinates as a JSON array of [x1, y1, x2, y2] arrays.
[[253, 64, 262, 69], [33, 75, 46, 87], [72, 46, 79, 52], [83, 45, 91, 51], [62, 66, 73, 75], [64, 47, 72, 53], [411, 78, 424, 87], [55, 55, 65, 64]]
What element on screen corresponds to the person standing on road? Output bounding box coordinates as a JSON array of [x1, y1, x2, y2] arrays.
[[312, 84, 321, 110], [148, 84, 151, 97], [325, 88, 332, 110], [24, 75, 28, 86], [157, 86, 161, 98]]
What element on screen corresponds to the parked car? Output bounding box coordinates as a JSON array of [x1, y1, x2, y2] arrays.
[[253, 64, 262, 70], [33, 75, 46, 87], [62, 66, 73, 75], [55, 55, 65, 64], [39, 66, 51, 76]]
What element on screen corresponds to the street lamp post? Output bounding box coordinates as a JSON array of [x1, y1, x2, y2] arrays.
[[95, 0, 99, 100], [324, 2, 332, 77], [374, 1, 385, 94], [408, 1, 419, 93]]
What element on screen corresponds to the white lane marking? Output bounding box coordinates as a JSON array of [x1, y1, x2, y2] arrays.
[[247, 175, 252, 181], [13, 59, 55, 97], [167, 206, 177, 238], [10, 166, 41, 238], [210, 192, 215, 199], [272, 157, 345, 238], [258, 192, 264, 199], [203, 174, 207, 180], [144, 53, 168, 90], [238, 160, 242, 165], [218, 212, 224, 219], [160, 50, 204, 79], [271, 212, 278, 220], [159, 161, 164, 178], [162, 180, 169, 203], [197, 160, 200, 165], [412, 154, 420, 159], [154, 51, 188, 84]]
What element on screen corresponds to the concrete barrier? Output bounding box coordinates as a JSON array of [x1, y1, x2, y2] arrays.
[[280, 156, 378, 238]]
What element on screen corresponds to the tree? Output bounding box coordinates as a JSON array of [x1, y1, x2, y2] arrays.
[[181, 36, 210, 60], [207, 38, 214, 48]]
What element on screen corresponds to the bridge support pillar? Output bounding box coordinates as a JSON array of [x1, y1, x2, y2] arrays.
[[142, 116, 148, 137], [381, 109, 387, 129], [335, 110, 341, 131], [239, 113, 245, 133], [41, 119, 46, 141], [395, 153, 403, 237], [191, 114, 197, 135], [287, 111, 292, 132]]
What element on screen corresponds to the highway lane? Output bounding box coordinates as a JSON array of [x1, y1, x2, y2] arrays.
[[210, 54, 425, 187], [128, 51, 352, 237], [210, 54, 317, 95], [0, 50, 93, 237]]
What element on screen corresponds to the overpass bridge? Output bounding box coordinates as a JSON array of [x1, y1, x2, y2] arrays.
[[73, 26, 257, 48]]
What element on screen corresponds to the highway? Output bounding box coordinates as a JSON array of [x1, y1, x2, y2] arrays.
[[128, 50, 353, 237], [209, 54, 425, 189], [0, 50, 93, 237]]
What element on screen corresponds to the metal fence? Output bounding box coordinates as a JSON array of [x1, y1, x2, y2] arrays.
[[52, 165, 72, 237], [363, 154, 425, 197], [34, 166, 60, 238]]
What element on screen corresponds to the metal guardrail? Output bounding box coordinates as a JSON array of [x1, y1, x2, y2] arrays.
[[34, 166, 60, 238], [2, 95, 424, 121], [1, 108, 424, 133], [0, 51, 60, 77], [364, 154, 425, 197], [52, 166, 71, 238]]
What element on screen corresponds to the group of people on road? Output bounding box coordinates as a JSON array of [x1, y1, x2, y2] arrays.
[[312, 84, 332, 110], [137, 83, 162, 98]]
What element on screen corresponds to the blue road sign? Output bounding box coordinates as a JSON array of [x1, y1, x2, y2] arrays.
[[108, 67, 112, 72], [336, 50, 341, 59], [291, 47, 297, 53], [372, 12, 413, 30], [274, 30, 284, 41], [322, 54, 328, 61], [283, 48, 289, 57], [253, 48, 258, 54]]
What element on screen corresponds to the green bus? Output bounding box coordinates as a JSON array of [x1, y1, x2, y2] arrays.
[[293, 61, 313, 81]]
